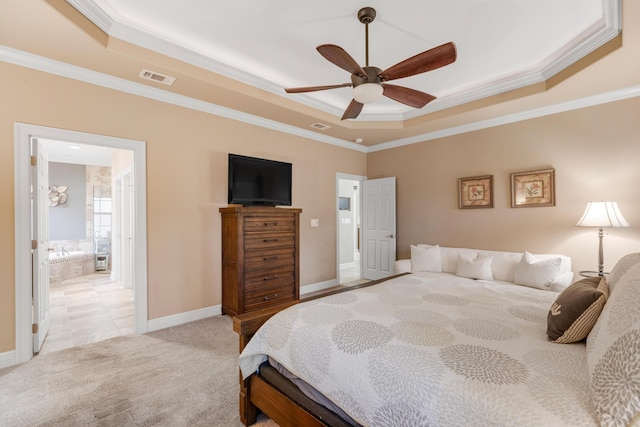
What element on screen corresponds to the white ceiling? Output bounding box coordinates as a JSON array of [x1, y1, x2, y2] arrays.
[[41, 138, 114, 166], [66, 0, 617, 122]]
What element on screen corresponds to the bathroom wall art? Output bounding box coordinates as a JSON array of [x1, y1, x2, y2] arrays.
[[49, 185, 68, 207]]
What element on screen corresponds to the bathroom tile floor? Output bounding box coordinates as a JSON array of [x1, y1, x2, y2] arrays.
[[39, 273, 135, 355]]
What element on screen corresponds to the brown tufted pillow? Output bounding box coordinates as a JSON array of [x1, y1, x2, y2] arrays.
[[547, 276, 609, 343]]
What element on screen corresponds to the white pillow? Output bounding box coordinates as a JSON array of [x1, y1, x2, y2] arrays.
[[438, 247, 478, 274], [455, 253, 494, 281], [410, 244, 442, 273], [514, 251, 562, 290]]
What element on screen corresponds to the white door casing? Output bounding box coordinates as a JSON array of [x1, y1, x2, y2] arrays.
[[14, 123, 148, 365], [362, 177, 396, 280], [32, 139, 50, 353], [336, 173, 365, 284]]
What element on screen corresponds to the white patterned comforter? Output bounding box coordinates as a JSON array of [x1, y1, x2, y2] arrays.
[[239, 272, 598, 426]]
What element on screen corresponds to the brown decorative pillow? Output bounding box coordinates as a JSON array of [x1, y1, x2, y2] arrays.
[[547, 277, 609, 343]]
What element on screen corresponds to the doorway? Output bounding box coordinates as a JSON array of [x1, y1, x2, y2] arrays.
[[39, 142, 131, 354], [14, 123, 148, 364], [336, 174, 365, 285]]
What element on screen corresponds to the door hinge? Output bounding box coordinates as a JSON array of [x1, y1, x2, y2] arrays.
[[32, 240, 37, 250], [30, 155, 36, 166], [32, 323, 38, 333]]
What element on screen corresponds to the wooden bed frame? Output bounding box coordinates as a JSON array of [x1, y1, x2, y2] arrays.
[[233, 274, 407, 427]]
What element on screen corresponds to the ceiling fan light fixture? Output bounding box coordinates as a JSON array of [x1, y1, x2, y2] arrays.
[[353, 83, 383, 104], [284, 7, 456, 119]]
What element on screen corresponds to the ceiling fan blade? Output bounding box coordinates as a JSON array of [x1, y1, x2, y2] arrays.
[[285, 83, 352, 93], [379, 42, 457, 81], [382, 84, 436, 108], [341, 99, 364, 120], [317, 44, 367, 77]]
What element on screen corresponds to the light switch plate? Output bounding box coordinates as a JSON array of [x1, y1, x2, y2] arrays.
[[310, 219, 320, 227]]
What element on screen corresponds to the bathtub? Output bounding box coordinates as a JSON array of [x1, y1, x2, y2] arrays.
[[49, 250, 87, 259], [48, 251, 97, 284]]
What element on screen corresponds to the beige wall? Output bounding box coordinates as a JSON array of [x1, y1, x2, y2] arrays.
[[2, 1, 639, 357], [3, 66, 640, 356], [368, 96, 640, 274], [0, 62, 366, 352]]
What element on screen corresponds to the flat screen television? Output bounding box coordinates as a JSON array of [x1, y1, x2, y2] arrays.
[[228, 154, 292, 206]]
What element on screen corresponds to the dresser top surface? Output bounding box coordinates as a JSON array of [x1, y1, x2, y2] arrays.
[[219, 206, 302, 214]]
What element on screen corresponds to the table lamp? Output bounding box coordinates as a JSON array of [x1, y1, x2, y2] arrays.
[[576, 201, 630, 276]]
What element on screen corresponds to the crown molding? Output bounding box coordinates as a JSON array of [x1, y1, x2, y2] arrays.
[[65, 0, 115, 33], [0, 45, 366, 153], [66, 0, 622, 123], [369, 84, 640, 152], [2, 43, 637, 155]]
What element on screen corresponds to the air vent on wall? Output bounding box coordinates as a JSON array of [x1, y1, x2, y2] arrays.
[[139, 69, 176, 86], [310, 122, 331, 131]]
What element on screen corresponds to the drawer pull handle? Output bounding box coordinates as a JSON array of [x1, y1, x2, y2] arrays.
[[264, 293, 279, 301], [263, 256, 278, 261], [263, 274, 279, 281], [264, 222, 279, 226], [263, 239, 278, 243]]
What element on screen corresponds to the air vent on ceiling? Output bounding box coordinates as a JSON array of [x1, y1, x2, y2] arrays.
[[139, 69, 176, 86], [310, 122, 331, 131]]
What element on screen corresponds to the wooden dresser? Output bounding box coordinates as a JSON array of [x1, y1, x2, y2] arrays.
[[219, 206, 302, 316]]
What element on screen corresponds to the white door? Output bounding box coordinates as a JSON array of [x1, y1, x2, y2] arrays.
[[362, 177, 396, 280], [32, 138, 50, 353]]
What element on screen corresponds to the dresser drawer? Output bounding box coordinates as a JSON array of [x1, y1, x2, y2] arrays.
[[245, 247, 295, 271], [244, 216, 295, 233], [244, 267, 294, 291], [245, 233, 295, 250], [244, 284, 296, 311]]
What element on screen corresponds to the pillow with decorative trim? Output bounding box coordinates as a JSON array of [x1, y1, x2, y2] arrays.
[[547, 276, 609, 343], [455, 253, 493, 281], [514, 251, 562, 290], [410, 244, 442, 273]]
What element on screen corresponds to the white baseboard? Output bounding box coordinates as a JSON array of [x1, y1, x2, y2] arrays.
[[1, 280, 338, 368], [147, 278, 338, 332], [0, 307, 224, 369], [0, 350, 16, 369], [301, 279, 338, 295], [146, 279, 337, 333], [146, 305, 222, 332]]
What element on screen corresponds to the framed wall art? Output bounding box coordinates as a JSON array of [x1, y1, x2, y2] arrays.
[[458, 175, 493, 209], [510, 168, 555, 208]]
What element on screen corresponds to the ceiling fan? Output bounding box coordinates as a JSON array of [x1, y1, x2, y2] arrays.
[[285, 7, 457, 120]]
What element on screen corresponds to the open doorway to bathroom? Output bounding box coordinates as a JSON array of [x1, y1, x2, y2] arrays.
[[40, 145, 134, 354], [336, 174, 366, 286], [14, 123, 148, 365]]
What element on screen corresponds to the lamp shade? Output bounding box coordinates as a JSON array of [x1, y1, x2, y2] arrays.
[[353, 83, 384, 104], [576, 201, 630, 228]]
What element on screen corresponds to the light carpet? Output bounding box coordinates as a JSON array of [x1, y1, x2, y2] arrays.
[[0, 316, 277, 426]]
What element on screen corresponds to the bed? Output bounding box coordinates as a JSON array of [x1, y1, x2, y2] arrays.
[[234, 252, 640, 427]]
